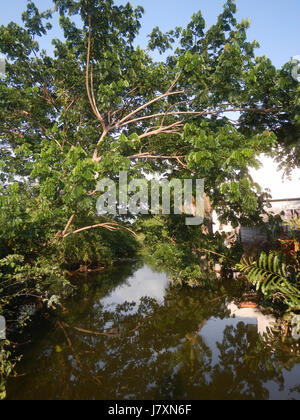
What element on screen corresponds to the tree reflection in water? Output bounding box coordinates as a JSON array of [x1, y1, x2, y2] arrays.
[[6, 264, 300, 400]]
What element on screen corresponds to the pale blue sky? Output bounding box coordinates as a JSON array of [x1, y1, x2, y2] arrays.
[[1, 0, 300, 68]]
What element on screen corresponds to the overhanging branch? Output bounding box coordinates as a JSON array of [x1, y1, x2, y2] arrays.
[[63, 222, 138, 239]]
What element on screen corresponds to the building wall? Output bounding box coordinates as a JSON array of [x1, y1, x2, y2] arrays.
[[240, 199, 300, 245], [213, 199, 300, 246], [267, 199, 300, 217], [240, 226, 268, 244]]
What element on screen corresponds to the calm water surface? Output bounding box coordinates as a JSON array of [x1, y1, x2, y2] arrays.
[[7, 262, 300, 400]]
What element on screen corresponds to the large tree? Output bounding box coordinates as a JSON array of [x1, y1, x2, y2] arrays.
[[1, 0, 299, 397], [0, 0, 298, 280]]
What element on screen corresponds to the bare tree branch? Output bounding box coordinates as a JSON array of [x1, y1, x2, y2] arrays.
[[63, 222, 138, 239], [139, 121, 183, 139], [86, 15, 106, 131], [128, 153, 185, 160], [166, 73, 182, 93], [93, 128, 108, 162], [116, 90, 184, 127], [118, 106, 281, 129], [62, 214, 75, 237]]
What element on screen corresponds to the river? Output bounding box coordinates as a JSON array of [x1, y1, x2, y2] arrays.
[[6, 261, 300, 400]]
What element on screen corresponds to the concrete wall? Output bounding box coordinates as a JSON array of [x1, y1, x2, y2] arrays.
[[240, 226, 268, 244], [240, 199, 300, 245]]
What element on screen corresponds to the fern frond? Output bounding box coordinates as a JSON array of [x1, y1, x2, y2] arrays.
[[284, 216, 300, 230], [237, 251, 300, 309]]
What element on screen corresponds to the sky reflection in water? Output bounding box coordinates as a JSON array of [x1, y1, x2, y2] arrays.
[[6, 263, 300, 400]]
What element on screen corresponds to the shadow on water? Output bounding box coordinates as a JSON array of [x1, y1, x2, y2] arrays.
[[6, 262, 300, 400]]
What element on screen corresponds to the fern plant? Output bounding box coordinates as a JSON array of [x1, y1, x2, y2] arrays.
[[237, 216, 300, 310], [285, 215, 300, 231], [237, 252, 300, 310]]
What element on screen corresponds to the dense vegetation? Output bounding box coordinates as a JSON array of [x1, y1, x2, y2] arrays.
[[0, 0, 299, 397], [238, 217, 300, 316]]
